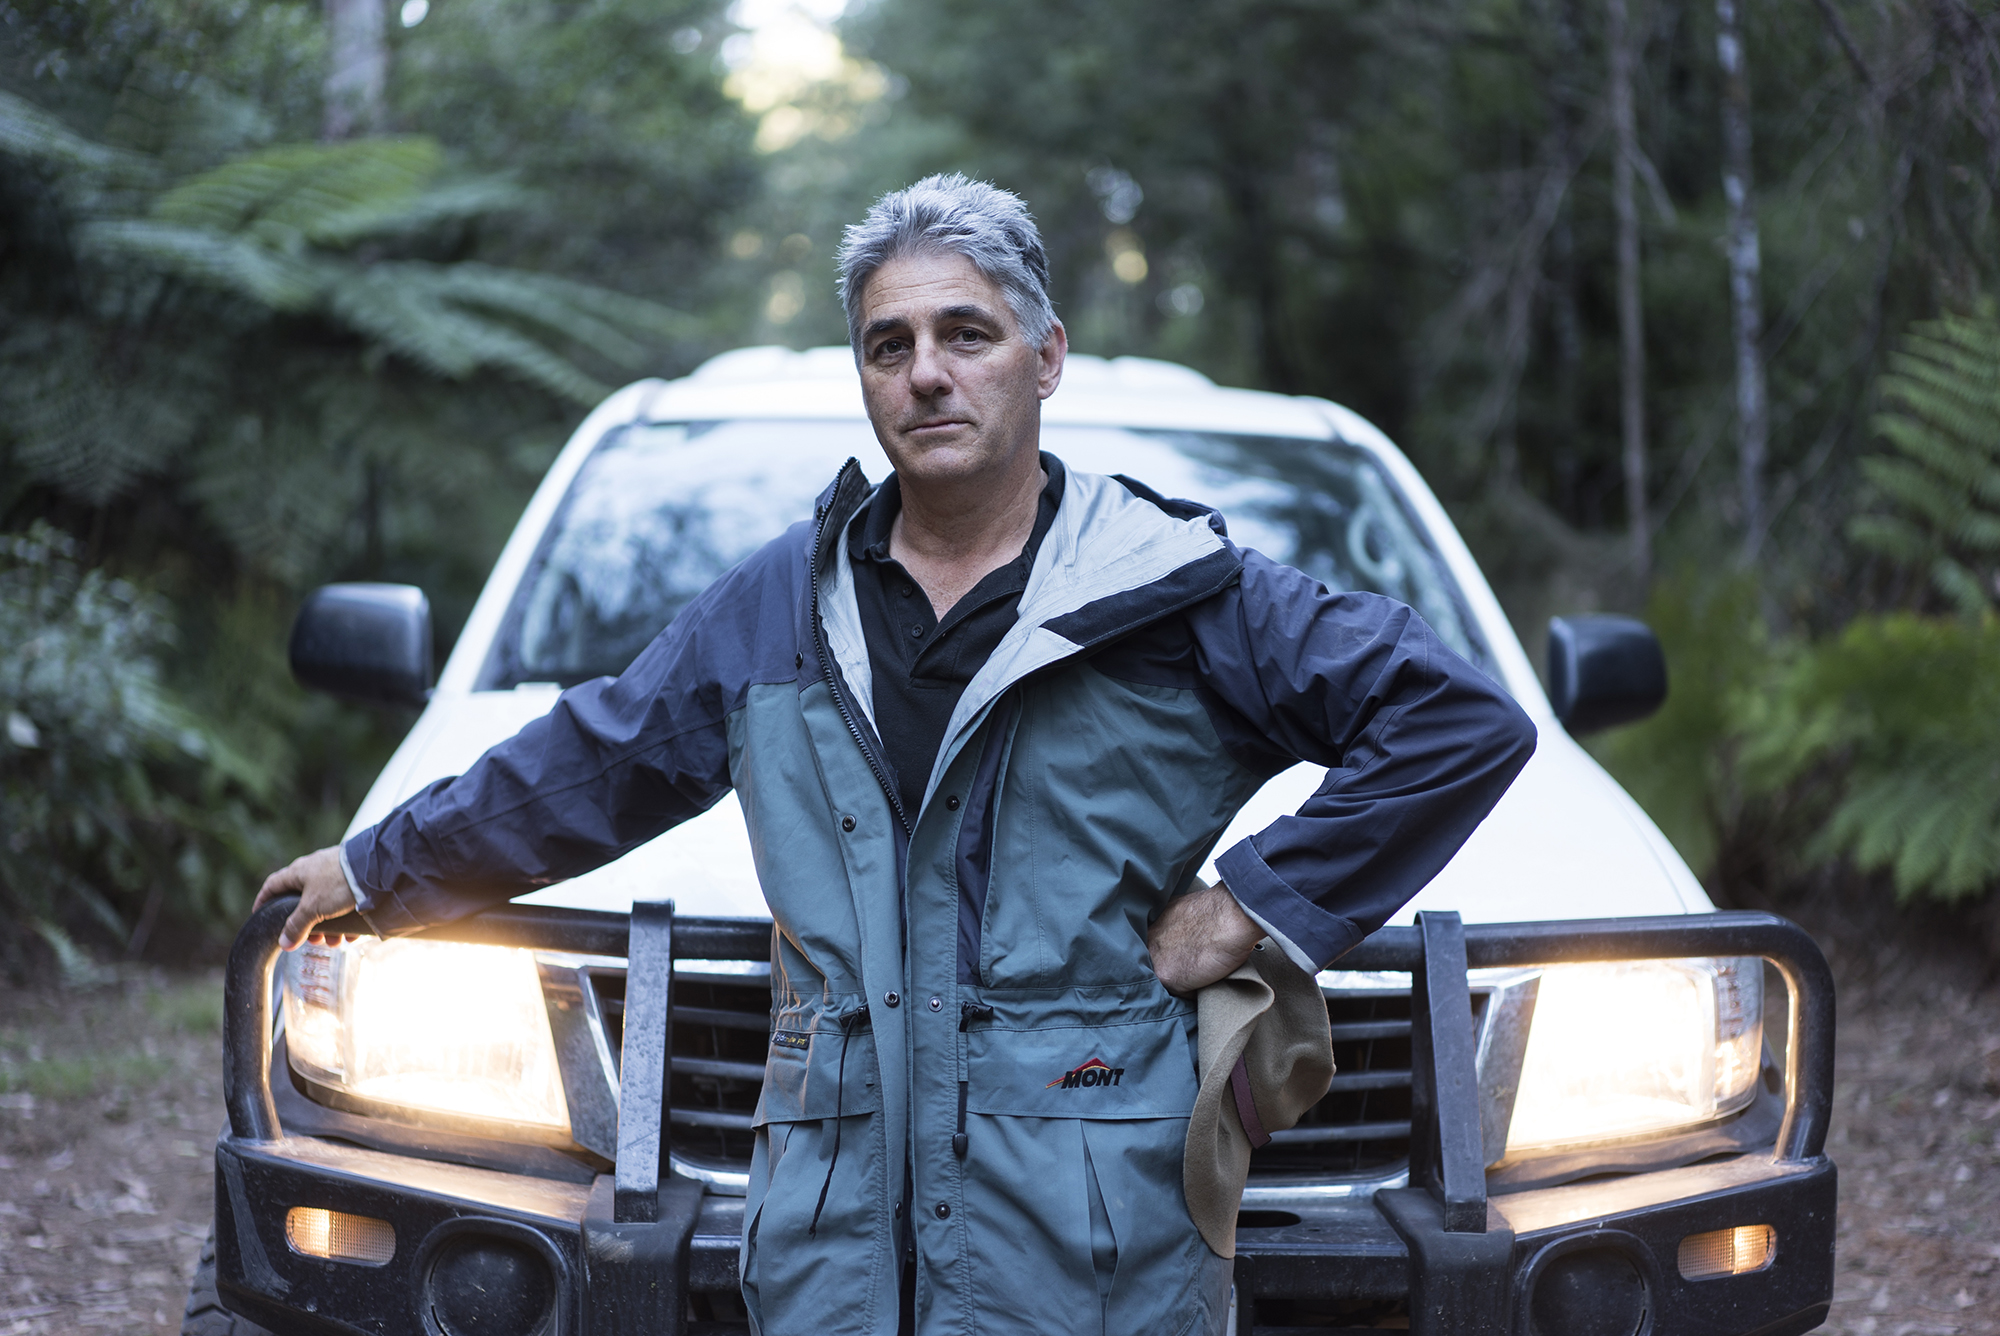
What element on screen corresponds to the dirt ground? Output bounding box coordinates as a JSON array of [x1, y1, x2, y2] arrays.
[[1808, 904, 2000, 1336], [1, 970, 222, 1333], [3, 915, 1999, 1336]]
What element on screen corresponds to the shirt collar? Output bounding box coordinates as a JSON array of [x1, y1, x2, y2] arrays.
[[850, 453, 1067, 565]]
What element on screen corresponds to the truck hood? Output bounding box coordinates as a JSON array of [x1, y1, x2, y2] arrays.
[[349, 689, 1711, 930]]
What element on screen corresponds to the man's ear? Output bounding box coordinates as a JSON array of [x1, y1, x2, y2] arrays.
[[1036, 320, 1067, 400]]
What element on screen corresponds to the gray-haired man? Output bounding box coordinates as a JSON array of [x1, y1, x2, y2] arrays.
[[258, 174, 1535, 1334]]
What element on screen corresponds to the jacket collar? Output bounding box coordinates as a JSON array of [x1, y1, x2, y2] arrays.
[[929, 467, 1240, 800], [808, 455, 1244, 809]]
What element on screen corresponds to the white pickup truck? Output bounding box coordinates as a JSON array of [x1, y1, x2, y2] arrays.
[[190, 346, 1836, 1336]]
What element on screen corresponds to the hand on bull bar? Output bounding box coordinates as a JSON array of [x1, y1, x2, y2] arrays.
[[251, 846, 358, 950]]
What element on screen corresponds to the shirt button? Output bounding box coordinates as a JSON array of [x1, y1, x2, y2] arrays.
[[910, 624, 924, 638], [884, 991, 901, 1008], [945, 795, 960, 811], [901, 584, 914, 598], [841, 815, 856, 832], [927, 995, 942, 1012], [934, 1202, 950, 1219]]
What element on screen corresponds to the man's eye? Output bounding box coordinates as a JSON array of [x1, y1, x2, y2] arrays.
[[873, 338, 908, 359], [951, 328, 986, 344]]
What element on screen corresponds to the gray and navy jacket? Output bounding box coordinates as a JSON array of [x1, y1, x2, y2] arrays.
[[343, 459, 1537, 1336]]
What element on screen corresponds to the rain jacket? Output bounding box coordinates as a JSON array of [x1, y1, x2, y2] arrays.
[[342, 458, 1538, 1336]]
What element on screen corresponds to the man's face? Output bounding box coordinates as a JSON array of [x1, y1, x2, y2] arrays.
[[854, 249, 1065, 490]]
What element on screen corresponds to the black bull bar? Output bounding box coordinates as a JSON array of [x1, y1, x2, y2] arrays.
[[221, 901, 1836, 1335]]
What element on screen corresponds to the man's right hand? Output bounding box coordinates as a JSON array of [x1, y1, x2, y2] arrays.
[[253, 847, 358, 950]]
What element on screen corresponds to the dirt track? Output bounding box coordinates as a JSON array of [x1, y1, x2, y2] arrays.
[[3, 926, 1998, 1335], [1811, 917, 2000, 1336], [0, 971, 221, 1333]]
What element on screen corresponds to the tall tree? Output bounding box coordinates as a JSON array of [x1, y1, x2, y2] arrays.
[[323, 0, 386, 140], [1715, 0, 1769, 561], [1609, 0, 1650, 580]]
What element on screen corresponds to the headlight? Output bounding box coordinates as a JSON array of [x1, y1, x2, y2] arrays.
[[1502, 956, 1762, 1156], [284, 938, 571, 1139]]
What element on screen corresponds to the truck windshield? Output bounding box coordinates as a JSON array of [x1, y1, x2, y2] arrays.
[[479, 419, 1488, 689]]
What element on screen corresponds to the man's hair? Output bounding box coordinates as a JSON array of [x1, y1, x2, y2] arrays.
[[836, 173, 1056, 352]]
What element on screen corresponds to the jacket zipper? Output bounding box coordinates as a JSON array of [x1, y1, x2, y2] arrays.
[[810, 461, 912, 837]]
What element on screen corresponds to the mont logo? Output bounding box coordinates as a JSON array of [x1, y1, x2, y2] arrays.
[[1046, 1057, 1126, 1090]]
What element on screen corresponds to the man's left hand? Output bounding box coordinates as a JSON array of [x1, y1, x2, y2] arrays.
[[1148, 879, 1263, 996]]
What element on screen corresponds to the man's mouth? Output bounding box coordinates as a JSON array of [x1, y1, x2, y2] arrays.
[[906, 418, 969, 433]]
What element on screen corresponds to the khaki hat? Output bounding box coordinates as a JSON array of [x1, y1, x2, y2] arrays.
[[1183, 940, 1336, 1258]]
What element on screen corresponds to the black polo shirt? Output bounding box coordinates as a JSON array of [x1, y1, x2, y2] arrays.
[[849, 455, 1066, 821]]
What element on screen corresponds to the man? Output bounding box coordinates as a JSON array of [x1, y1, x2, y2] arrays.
[[257, 174, 1536, 1336]]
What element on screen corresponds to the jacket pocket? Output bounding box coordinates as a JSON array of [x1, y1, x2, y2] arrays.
[[742, 1116, 891, 1336], [753, 999, 882, 1127], [964, 1011, 1199, 1119]]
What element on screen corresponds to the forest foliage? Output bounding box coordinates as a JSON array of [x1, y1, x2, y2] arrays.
[[2, 0, 1999, 970]]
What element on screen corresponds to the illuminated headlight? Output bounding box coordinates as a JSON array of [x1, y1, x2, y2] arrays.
[[1503, 956, 1762, 1155], [284, 938, 570, 1137]]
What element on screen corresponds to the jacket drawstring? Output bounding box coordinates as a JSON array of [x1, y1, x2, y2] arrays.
[[955, 1003, 994, 1157], [809, 1004, 867, 1238]]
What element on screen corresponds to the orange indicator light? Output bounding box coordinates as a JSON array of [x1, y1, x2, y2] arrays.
[[284, 1207, 396, 1265], [1677, 1224, 1776, 1280]]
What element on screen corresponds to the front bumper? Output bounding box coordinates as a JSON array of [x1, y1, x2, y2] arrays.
[[214, 902, 1837, 1335], [212, 1132, 1833, 1335]]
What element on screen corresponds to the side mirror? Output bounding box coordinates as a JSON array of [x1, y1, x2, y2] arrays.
[[289, 583, 433, 708], [1547, 614, 1667, 735]]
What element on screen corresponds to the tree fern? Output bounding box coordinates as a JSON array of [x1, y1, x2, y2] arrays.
[[1740, 613, 2000, 902], [1854, 305, 2000, 617], [3, 105, 689, 466]]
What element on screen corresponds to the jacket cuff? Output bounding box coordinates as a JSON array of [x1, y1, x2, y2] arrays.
[[337, 842, 373, 913], [1228, 898, 1320, 978], [341, 831, 426, 938], [1215, 837, 1367, 971]]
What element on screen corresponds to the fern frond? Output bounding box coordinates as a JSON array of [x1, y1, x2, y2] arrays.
[[323, 268, 609, 403], [309, 178, 525, 247], [428, 263, 697, 339], [1958, 513, 2000, 551], [1930, 560, 1992, 619], [1846, 514, 1930, 562], [1859, 451, 1971, 527], [409, 262, 683, 366], [1861, 306, 2000, 614], [1759, 613, 2000, 901], [80, 219, 325, 310], [0, 89, 145, 176], [153, 137, 443, 245], [0, 320, 219, 504]]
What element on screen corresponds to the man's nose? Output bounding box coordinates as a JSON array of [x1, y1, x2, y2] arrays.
[[908, 336, 952, 397]]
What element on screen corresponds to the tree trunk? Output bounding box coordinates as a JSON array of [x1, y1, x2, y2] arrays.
[[1717, 0, 1770, 560], [324, 0, 387, 141], [1609, 0, 1651, 580]]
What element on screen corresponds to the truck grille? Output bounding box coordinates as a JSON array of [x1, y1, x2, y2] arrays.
[[588, 967, 1455, 1183], [589, 963, 768, 1174]]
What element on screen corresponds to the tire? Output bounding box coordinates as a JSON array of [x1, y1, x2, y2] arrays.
[[182, 1226, 277, 1336]]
